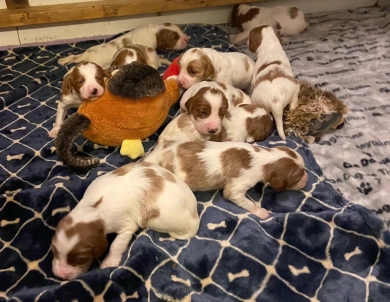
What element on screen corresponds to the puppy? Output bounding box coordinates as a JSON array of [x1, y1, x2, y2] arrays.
[[158, 104, 273, 143], [58, 23, 189, 69], [143, 141, 308, 219], [49, 62, 110, 138], [230, 4, 308, 44], [51, 162, 199, 280], [179, 81, 252, 136], [222, 104, 274, 143], [109, 44, 170, 70], [177, 47, 255, 91], [249, 25, 300, 140]]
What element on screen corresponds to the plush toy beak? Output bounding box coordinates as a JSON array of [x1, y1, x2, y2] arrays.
[[120, 139, 145, 159]]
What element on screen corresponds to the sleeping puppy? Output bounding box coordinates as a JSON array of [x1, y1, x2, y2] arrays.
[[249, 25, 300, 140], [179, 81, 252, 136], [51, 161, 199, 280], [158, 104, 273, 143], [58, 23, 189, 69], [109, 44, 170, 70], [49, 62, 111, 138], [143, 141, 308, 219], [177, 47, 255, 91], [230, 4, 308, 44]]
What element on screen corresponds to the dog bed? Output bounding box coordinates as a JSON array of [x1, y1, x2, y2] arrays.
[[0, 23, 389, 301]]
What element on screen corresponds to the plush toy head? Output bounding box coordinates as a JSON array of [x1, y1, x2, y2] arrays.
[[283, 81, 348, 143], [55, 62, 181, 170]]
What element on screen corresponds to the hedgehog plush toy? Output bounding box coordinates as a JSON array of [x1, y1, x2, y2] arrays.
[[283, 81, 348, 143]]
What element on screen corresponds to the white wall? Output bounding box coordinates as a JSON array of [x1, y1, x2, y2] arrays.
[[0, 0, 379, 48]]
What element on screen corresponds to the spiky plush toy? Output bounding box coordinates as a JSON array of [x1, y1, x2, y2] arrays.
[[283, 81, 348, 143]]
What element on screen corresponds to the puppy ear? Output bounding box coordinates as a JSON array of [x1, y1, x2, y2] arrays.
[[104, 69, 112, 79], [90, 219, 108, 260], [287, 167, 305, 188], [248, 26, 268, 53], [200, 55, 215, 79], [185, 96, 196, 114], [266, 170, 288, 191], [61, 74, 73, 95]]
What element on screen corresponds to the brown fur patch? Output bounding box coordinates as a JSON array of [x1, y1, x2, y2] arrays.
[[220, 148, 252, 178], [254, 69, 298, 87], [262, 158, 304, 191], [217, 82, 228, 91], [92, 197, 103, 208], [231, 4, 260, 31], [289, 7, 299, 19], [239, 104, 258, 114], [113, 163, 134, 176], [160, 150, 175, 173], [252, 145, 261, 152], [275, 146, 298, 159], [246, 115, 273, 142], [248, 25, 269, 53], [257, 60, 282, 75], [156, 29, 180, 50], [139, 168, 165, 227], [162, 170, 177, 183], [186, 55, 215, 81], [176, 141, 221, 189], [231, 90, 246, 107]]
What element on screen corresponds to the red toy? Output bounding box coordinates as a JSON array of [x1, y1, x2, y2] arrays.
[[163, 56, 181, 80]]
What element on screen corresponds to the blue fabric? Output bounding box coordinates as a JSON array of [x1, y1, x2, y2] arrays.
[[0, 24, 389, 302]]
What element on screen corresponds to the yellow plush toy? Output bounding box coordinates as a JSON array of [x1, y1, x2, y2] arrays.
[[55, 62, 180, 170]]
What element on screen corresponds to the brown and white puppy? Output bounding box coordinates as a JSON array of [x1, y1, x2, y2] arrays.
[[143, 141, 308, 219], [179, 81, 252, 136], [158, 104, 273, 143], [51, 162, 199, 280], [109, 44, 170, 70], [177, 47, 255, 91], [48, 62, 110, 138], [230, 4, 308, 44], [58, 23, 189, 69], [249, 25, 300, 140]]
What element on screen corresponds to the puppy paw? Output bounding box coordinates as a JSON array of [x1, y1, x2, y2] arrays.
[[100, 256, 121, 269], [252, 207, 270, 219], [48, 128, 59, 138]]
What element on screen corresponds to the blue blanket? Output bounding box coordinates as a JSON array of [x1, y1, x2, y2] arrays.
[[0, 24, 389, 302]]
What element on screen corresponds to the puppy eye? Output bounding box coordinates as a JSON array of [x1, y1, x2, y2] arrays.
[[96, 76, 101, 81], [199, 110, 207, 118], [79, 79, 85, 84], [189, 70, 197, 76]]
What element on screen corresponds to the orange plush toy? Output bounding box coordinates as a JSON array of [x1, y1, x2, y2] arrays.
[[55, 62, 180, 170]]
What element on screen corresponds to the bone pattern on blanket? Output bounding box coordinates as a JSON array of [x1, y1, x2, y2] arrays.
[[0, 15, 390, 302]]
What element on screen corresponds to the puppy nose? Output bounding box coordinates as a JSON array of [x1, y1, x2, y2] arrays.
[[208, 128, 218, 134], [55, 267, 72, 280], [184, 35, 190, 42], [91, 88, 98, 95]]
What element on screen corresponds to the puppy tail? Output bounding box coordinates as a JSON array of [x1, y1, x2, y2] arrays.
[[58, 53, 83, 65], [55, 113, 100, 171], [272, 104, 286, 140]]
